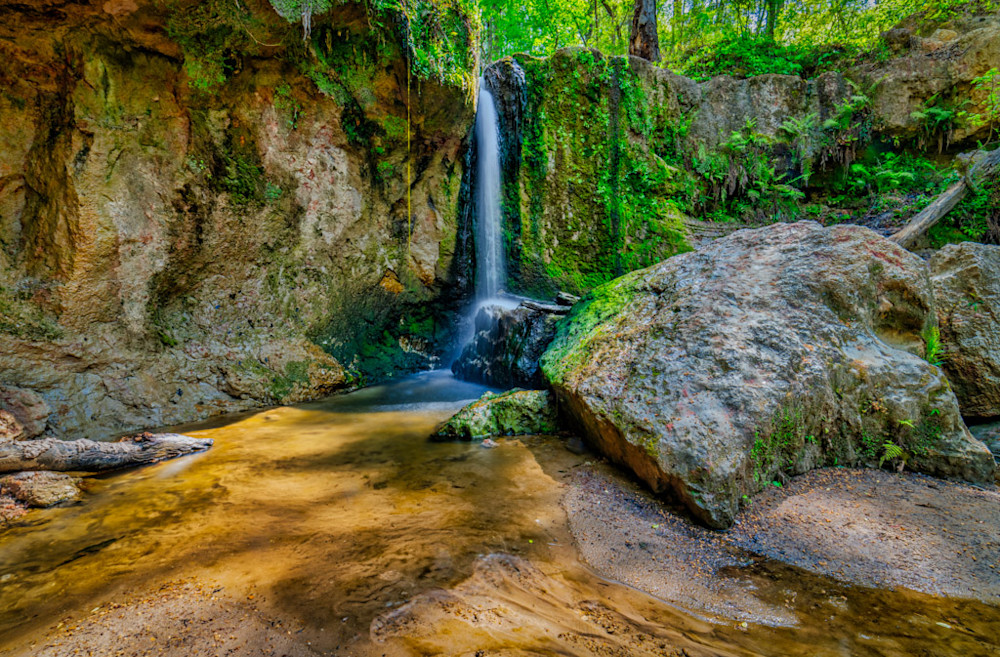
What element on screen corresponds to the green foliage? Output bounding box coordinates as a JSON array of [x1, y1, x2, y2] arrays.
[[166, 0, 260, 92], [967, 68, 1000, 144], [922, 326, 945, 367], [693, 119, 803, 222], [676, 38, 813, 81], [929, 175, 999, 246], [879, 441, 906, 468], [910, 95, 960, 153], [749, 406, 809, 485], [274, 83, 302, 129]]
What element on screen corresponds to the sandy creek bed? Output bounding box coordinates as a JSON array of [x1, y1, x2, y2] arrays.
[[0, 372, 997, 656]]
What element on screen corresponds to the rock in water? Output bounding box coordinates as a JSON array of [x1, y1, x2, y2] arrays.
[[931, 243, 1000, 419], [433, 390, 558, 441], [453, 303, 564, 388], [541, 222, 995, 529], [0, 471, 80, 507]]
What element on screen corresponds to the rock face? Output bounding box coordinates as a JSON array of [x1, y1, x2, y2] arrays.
[[0, 411, 23, 442], [452, 301, 564, 388], [0, 0, 477, 438], [433, 390, 558, 440], [856, 10, 1000, 145], [931, 243, 1000, 419], [0, 471, 81, 507], [541, 222, 995, 529], [0, 385, 50, 439]]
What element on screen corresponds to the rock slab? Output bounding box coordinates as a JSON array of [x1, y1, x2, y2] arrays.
[[542, 221, 995, 528]]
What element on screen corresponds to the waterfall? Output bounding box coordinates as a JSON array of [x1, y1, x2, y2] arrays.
[[473, 76, 506, 302]]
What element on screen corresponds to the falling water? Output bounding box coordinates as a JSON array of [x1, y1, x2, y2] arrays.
[[474, 76, 505, 302]]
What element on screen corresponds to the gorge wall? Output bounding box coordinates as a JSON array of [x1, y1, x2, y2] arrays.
[[0, 0, 477, 439]]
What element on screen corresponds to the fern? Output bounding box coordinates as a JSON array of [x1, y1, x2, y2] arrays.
[[879, 442, 905, 468], [922, 326, 945, 367]]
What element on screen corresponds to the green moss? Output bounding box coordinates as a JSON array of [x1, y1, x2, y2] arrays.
[[749, 406, 809, 485], [540, 270, 644, 387], [0, 286, 62, 340], [271, 360, 311, 400], [512, 52, 694, 299]]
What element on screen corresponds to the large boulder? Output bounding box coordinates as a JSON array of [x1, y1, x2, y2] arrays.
[[541, 221, 995, 529], [432, 389, 558, 441], [452, 302, 565, 388], [931, 243, 1000, 419]]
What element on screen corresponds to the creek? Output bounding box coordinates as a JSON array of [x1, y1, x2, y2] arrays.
[[0, 372, 998, 655]]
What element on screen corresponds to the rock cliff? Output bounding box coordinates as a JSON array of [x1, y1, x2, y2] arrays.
[[0, 0, 478, 438]]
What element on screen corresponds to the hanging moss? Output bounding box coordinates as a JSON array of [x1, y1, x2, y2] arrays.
[[509, 50, 693, 299]]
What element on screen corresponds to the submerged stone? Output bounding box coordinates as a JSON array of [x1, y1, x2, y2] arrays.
[[433, 389, 559, 441], [0, 471, 80, 508], [542, 221, 995, 529]]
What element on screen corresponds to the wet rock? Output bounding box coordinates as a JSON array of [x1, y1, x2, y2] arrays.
[[0, 385, 50, 439], [555, 292, 580, 307], [969, 422, 1000, 458], [453, 302, 564, 388], [931, 243, 1000, 419], [433, 389, 558, 441], [0, 471, 81, 507], [542, 221, 995, 529]]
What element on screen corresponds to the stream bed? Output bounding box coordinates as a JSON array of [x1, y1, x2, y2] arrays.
[[0, 371, 998, 656]]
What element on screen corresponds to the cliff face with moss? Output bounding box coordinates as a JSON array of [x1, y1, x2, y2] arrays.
[[0, 0, 478, 439], [489, 6, 1000, 298]]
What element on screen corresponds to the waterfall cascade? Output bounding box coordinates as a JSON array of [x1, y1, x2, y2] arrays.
[[450, 75, 519, 368], [473, 76, 508, 304]]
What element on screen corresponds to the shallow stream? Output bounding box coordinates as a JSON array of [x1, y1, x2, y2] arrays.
[[0, 372, 998, 655]]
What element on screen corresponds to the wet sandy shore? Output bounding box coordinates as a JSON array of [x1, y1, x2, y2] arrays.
[[564, 458, 1000, 610]]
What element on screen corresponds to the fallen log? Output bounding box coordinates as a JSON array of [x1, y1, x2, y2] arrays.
[[0, 433, 213, 474], [890, 149, 1000, 250]]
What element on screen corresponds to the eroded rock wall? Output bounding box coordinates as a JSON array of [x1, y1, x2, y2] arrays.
[[0, 0, 477, 439]]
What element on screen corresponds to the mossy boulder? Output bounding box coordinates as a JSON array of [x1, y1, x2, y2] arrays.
[[432, 389, 559, 441], [541, 221, 995, 529]]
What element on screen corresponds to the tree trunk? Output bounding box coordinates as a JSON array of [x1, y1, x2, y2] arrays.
[[890, 149, 1000, 250], [629, 0, 660, 61], [0, 433, 213, 474]]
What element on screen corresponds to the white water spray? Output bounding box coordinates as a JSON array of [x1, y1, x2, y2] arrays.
[[473, 76, 507, 303]]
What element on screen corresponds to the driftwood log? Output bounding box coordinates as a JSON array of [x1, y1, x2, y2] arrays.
[[890, 149, 1000, 249], [0, 433, 213, 474]]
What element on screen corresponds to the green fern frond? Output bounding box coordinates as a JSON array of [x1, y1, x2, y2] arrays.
[[879, 442, 905, 467]]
